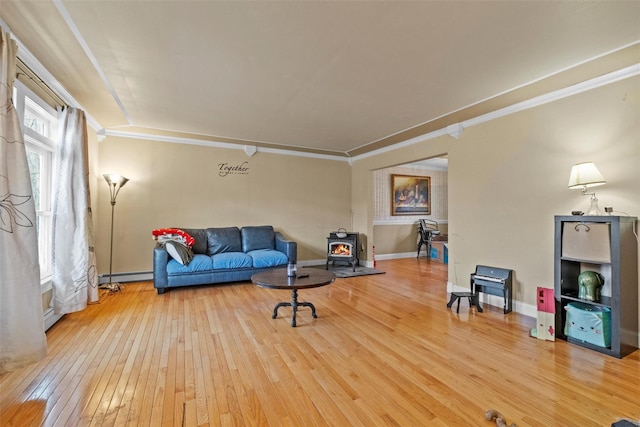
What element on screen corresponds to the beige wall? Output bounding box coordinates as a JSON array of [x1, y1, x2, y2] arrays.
[[95, 138, 352, 274], [352, 75, 640, 318], [91, 75, 639, 325], [448, 76, 639, 307]]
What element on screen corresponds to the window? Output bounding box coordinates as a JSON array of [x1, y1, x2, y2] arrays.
[[13, 81, 59, 287]]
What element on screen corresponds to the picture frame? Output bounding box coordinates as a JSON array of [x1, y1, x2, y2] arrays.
[[391, 174, 431, 215]]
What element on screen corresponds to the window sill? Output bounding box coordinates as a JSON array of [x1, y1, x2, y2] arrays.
[[41, 276, 52, 293]]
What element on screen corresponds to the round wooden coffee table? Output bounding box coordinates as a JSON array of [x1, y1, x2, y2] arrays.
[[251, 268, 335, 327]]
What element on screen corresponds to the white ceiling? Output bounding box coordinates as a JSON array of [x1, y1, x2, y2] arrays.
[[2, 1, 639, 157]]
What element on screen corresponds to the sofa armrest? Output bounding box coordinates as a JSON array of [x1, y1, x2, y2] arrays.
[[275, 232, 297, 263], [153, 245, 169, 293]]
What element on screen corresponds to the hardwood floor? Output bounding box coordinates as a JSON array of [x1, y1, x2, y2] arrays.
[[1, 258, 639, 426]]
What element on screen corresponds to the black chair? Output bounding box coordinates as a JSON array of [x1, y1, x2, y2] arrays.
[[417, 219, 440, 259]]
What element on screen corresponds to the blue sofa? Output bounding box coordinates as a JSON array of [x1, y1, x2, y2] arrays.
[[153, 225, 296, 294]]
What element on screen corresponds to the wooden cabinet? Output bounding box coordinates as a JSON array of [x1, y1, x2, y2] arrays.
[[554, 215, 638, 358]]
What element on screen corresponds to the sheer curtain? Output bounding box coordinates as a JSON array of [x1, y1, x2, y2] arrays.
[[0, 27, 47, 373], [52, 107, 98, 314]]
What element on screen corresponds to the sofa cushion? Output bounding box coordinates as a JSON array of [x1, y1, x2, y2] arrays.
[[211, 252, 253, 269], [207, 227, 242, 255], [242, 226, 275, 252], [247, 249, 288, 268], [181, 228, 208, 255], [167, 254, 213, 274]]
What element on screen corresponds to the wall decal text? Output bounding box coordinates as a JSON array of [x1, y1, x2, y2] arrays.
[[218, 162, 249, 177]]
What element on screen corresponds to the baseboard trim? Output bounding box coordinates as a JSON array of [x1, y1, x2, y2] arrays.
[[376, 252, 416, 261]]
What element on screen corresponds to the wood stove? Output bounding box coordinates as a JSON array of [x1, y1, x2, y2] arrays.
[[326, 231, 359, 271]]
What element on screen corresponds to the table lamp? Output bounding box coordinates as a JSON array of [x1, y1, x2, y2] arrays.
[[568, 162, 606, 215]]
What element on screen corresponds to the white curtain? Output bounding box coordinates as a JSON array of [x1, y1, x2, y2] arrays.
[[52, 107, 98, 314], [0, 27, 48, 373]]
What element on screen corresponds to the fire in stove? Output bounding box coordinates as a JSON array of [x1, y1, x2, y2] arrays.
[[330, 243, 352, 256]]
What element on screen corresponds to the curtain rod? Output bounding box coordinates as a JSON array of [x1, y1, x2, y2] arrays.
[[15, 58, 67, 108]]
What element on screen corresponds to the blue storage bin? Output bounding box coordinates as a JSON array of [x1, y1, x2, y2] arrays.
[[564, 302, 611, 347], [430, 246, 438, 259], [430, 242, 448, 263]]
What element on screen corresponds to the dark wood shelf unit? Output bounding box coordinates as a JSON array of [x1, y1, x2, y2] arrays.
[[554, 215, 638, 358]]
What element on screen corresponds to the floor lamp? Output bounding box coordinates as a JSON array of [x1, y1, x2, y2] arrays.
[[102, 173, 129, 292]]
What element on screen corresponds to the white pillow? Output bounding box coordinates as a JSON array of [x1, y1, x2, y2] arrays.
[[165, 241, 193, 265]]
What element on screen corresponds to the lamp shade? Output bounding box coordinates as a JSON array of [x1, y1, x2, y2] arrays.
[[103, 173, 129, 188], [568, 162, 606, 189]]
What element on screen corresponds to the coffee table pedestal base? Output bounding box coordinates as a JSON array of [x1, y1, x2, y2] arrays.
[[272, 289, 317, 327]]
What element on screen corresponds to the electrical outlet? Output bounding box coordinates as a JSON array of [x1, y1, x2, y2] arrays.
[[605, 207, 613, 213]]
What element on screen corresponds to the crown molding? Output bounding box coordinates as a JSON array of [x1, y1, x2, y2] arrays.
[[351, 63, 640, 164], [102, 129, 350, 162], [463, 63, 640, 129]]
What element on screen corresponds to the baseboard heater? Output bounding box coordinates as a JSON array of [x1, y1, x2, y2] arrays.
[[99, 271, 153, 284], [44, 307, 63, 331]]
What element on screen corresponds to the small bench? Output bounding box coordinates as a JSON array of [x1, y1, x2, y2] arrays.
[[447, 292, 481, 313]]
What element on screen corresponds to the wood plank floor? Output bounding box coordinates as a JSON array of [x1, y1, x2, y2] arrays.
[[1, 258, 639, 426]]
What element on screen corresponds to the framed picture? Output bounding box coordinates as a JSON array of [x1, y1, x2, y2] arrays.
[[391, 174, 431, 215]]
